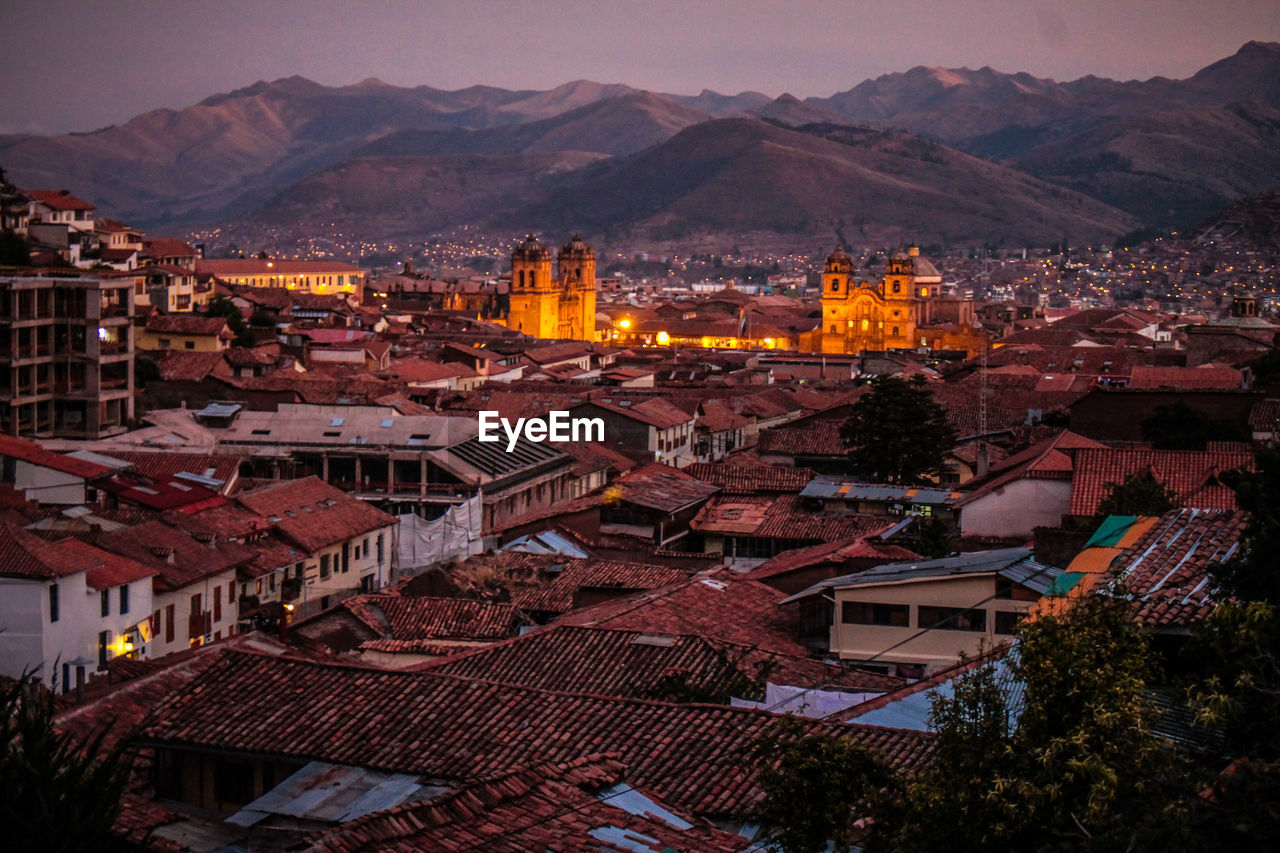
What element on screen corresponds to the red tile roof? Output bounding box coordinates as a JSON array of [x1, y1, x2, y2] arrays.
[[692, 494, 889, 541], [757, 419, 846, 457], [509, 557, 694, 615], [141, 237, 196, 258], [144, 314, 231, 336], [235, 477, 397, 551], [610, 464, 720, 513], [139, 651, 933, 817], [104, 452, 240, 492], [55, 537, 158, 590], [303, 755, 750, 853], [95, 520, 256, 591], [1104, 508, 1246, 628], [28, 189, 94, 211], [343, 594, 530, 645], [0, 523, 90, 579], [585, 398, 693, 430], [423, 624, 902, 699], [1248, 398, 1280, 431], [684, 463, 815, 494], [1068, 448, 1254, 517], [0, 434, 115, 480], [146, 349, 226, 382], [196, 258, 363, 276], [745, 535, 921, 582], [1128, 366, 1242, 391], [557, 571, 811, 656]]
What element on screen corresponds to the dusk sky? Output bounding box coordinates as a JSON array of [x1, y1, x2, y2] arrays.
[[3, 0, 1278, 134]]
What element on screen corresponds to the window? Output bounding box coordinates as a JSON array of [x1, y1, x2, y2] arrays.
[[995, 611, 1023, 635], [892, 326, 899, 336], [101, 589, 110, 618], [158, 338, 171, 348], [165, 604, 175, 643], [49, 584, 59, 623], [184, 341, 195, 350], [119, 584, 129, 615], [830, 325, 838, 334], [320, 554, 331, 579], [893, 282, 901, 293], [98, 631, 109, 668], [377, 534, 385, 565], [830, 281, 839, 292], [995, 579, 1014, 599], [841, 601, 910, 627], [918, 606, 986, 632]]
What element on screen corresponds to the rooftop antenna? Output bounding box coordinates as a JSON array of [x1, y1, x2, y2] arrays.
[[979, 339, 989, 436]]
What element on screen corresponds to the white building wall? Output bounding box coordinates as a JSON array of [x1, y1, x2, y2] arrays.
[[149, 569, 238, 659], [13, 461, 86, 505], [960, 478, 1073, 539]]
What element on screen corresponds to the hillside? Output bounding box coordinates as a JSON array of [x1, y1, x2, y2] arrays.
[[498, 118, 1138, 246], [356, 91, 712, 159]]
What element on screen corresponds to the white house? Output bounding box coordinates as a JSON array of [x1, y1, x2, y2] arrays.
[[0, 524, 155, 691]]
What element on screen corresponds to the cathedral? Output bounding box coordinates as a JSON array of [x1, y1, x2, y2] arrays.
[[505, 234, 597, 341], [810, 245, 984, 355]]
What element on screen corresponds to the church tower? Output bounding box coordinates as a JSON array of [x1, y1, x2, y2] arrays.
[[508, 235, 555, 337], [556, 235, 596, 341], [820, 246, 855, 354]]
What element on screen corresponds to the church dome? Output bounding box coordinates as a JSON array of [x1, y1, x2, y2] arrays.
[[513, 234, 550, 261], [559, 234, 594, 259], [825, 245, 853, 272]]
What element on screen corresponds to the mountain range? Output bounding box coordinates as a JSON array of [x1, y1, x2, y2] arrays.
[[2, 41, 1277, 248]]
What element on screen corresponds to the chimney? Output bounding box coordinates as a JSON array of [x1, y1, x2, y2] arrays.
[[976, 441, 990, 478]]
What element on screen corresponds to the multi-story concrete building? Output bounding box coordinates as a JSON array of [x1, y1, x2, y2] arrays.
[[0, 274, 135, 437]]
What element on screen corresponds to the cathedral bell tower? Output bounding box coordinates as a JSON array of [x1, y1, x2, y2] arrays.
[[556, 235, 596, 341], [509, 235, 555, 337]]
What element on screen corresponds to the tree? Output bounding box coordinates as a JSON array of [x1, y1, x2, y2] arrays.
[[204, 295, 256, 348], [0, 670, 138, 852], [748, 719, 896, 853], [840, 376, 957, 485], [876, 597, 1181, 851], [1140, 401, 1246, 450], [1093, 471, 1176, 523], [0, 228, 30, 266]]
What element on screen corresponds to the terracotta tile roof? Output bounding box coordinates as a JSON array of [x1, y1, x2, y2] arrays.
[[302, 755, 750, 852], [0, 523, 91, 579], [1067, 448, 1254, 517], [1103, 508, 1246, 628], [582, 397, 693, 430], [103, 452, 240, 492], [1128, 366, 1242, 390], [55, 537, 158, 590], [196, 258, 363, 276], [144, 313, 231, 336], [757, 419, 846, 457], [146, 349, 225, 381], [139, 652, 933, 817], [235, 477, 397, 551], [28, 188, 94, 211], [610, 464, 720, 512], [0, 434, 115, 480], [141, 237, 196, 258], [692, 494, 888, 541], [683, 463, 816, 494], [509, 558, 697, 615], [745, 535, 921, 581], [957, 431, 1105, 505], [1248, 398, 1280, 431], [343, 594, 530, 644], [424, 624, 902, 700], [95, 520, 257, 591], [557, 571, 811, 657]]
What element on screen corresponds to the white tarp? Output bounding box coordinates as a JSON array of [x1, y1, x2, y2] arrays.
[[395, 496, 483, 576]]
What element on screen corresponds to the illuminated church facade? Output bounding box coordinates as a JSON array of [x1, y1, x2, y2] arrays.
[[809, 245, 987, 356], [504, 235, 597, 341]]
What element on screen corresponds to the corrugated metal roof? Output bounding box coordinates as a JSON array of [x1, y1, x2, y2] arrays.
[[227, 760, 442, 827], [849, 651, 1023, 730], [500, 529, 589, 558], [781, 547, 1060, 602], [800, 476, 958, 505]]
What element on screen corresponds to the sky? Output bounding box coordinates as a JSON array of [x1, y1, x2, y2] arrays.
[[2, 0, 1278, 134]]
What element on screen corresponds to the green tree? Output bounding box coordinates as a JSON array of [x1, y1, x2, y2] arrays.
[[1093, 471, 1176, 523], [205, 295, 255, 348], [877, 597, 1181, 851], [840, 376, 957, 485], [0, 670, 139, 852], [748, 719, 896, 853], [1140, 400, 1247, 450]]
